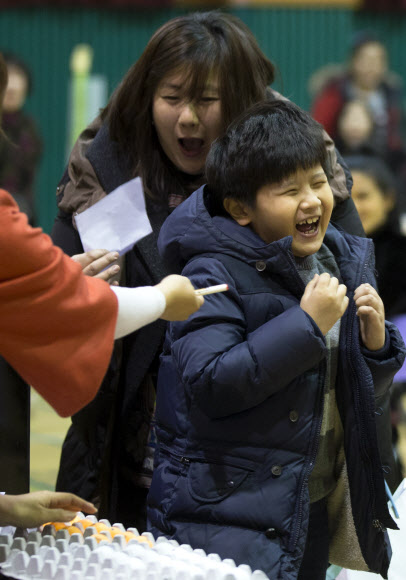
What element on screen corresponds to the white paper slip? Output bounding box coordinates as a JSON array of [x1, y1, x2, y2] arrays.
[[75, 177, 153, 256]]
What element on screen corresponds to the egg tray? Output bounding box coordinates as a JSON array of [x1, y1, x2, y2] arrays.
[[0, 513, 269, 579]]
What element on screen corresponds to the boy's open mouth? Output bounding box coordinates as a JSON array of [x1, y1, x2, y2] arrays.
[[179, 138, 204, 156], [295, 217, 320, 235]]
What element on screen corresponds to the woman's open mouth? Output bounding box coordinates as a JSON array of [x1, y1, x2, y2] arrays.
[[295, 217, 320, 236], [179, 138, 204, 157]]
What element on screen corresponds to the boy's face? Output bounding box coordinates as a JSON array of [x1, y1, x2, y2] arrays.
[[233, 165, 334, 257]]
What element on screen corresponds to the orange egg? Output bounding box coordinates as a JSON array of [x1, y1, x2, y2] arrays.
[[134, 536, 153, 547], [51, 522, 69, 531], [122, 531, 137, 542], [109, 528, 125, 538], [93, 522, 110, 533], [90, 533, 112, 543], [66, 526, 82, 536], [76, 519, 94, 530]]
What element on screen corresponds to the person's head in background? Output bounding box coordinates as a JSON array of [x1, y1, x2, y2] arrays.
[[102, 11, 275, 202], [336, 99, 375, 153], [1, 53, 32, 114], [349, 32, 388, 92], [205, 100, 333, 258], [344, 155, 397, 236]]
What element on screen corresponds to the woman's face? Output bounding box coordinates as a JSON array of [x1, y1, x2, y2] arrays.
[[152, 69, 223, 176], [351, 170, 394, 236], [351, 42, 387, 91], [3, 66, 28, 113]]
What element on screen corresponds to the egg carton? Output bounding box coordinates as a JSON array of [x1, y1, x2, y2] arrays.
[[0, 514, 269, 579]]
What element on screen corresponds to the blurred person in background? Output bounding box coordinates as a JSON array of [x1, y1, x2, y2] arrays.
[[345, 153, 406, 485], [335, 99, 376, 156], [334, 99, 406, 215], [312, 32, 406, 178], [345, 154, 406, 318], [52, 10, 365, 531], [0, 53, 42, 225]]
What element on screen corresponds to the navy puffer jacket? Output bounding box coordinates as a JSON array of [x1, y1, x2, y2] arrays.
[[148, 186, 405, 579]]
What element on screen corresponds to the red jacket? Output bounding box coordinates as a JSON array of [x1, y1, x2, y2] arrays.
[[0, 190, 118, 416]]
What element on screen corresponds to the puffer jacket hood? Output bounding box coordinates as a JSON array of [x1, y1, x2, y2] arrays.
[[159, 185, 363, 288], [158, 185, 277, 271]]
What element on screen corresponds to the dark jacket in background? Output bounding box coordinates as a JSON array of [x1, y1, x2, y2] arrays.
[[372, 224, 406, 319]]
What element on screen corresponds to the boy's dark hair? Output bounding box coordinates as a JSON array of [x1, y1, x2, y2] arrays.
[[205, 99, 328, 210]]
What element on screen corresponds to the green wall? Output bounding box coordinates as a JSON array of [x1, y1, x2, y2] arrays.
[[0, 6, 404, 232]]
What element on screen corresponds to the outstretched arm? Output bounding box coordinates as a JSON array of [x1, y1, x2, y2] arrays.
[[0, 191, 202, 416], [0, 491, 96, 528]]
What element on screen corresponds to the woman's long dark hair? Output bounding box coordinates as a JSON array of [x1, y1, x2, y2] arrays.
[[102, 11, 275, 203]]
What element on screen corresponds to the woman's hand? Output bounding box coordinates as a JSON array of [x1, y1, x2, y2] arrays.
[[71, 249, 120, 285], [0, 491, 97, 528], [156, 275, 204, 321]]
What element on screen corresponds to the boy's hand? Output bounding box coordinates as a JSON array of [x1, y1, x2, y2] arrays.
[[300, 273, 349, 335], [156, 275, 204, 321], [354, 283, 385, 351]]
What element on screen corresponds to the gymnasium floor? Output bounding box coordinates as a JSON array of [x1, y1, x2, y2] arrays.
[[30, 390, 406, 492], [30, 391, 70, 491]]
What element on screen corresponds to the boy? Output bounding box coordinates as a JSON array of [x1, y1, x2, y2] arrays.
[[147, 101, 405, 579]]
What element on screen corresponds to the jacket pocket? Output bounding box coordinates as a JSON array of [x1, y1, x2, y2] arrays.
[[187, 460, 251, 504]]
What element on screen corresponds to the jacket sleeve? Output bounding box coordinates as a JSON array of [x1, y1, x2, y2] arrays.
[[0, 190, 118, 417], [361, 322, 406, 397], [51, 116, 107, 256], [168, 258, 327, 419], [51, 207, 85, 255]]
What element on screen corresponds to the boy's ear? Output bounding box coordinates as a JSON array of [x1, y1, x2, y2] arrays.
[[223, 198, 252, 226]]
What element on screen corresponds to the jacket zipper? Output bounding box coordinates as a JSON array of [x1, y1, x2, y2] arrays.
[[346, 244, 384, 530], [164, 449, 254, 472], [287, 241, 385, 550], [289, 360, 326, 551], [282, 250, 327, 552]]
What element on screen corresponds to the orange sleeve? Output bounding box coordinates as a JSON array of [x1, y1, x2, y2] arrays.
[[0, 190, 118, 417]]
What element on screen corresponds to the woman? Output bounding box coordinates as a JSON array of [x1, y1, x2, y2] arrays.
[[311, 32, 405, 166], [345, 154, 406, 492], [52, 11, 364, 531], [345, 154, 406, 318]]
